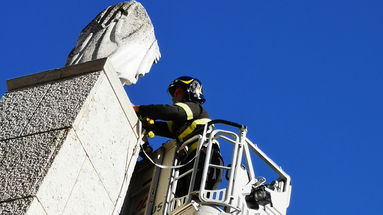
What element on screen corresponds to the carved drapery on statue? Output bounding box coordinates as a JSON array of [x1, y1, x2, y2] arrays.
[[66, 1, 161, 85]]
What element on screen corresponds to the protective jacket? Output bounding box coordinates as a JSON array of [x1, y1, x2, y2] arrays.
[[137, 101, 210, 143], [137, 101, 222, 197]]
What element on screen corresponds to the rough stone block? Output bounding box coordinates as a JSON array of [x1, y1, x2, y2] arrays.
[[61, 158, 113, 215], [25, 198, 47, 215], [34, 129, 86, 214], [0, 59, 141, 214], [0, 129, 68, 202], [0, 84, 51, 141], [0, 197, 33, 215], [73, 72, 138, 203], [21, 72, 101, 136], [0, 72, 101, 141]]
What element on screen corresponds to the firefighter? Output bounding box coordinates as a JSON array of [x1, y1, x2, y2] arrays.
[[133, 76, 222, 197]]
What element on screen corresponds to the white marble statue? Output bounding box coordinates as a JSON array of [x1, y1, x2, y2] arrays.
[[66, 1, 161, 85]]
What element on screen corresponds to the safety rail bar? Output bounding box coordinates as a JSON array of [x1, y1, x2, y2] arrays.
[[199, 129, 242, 206], [167, 119, 291, 214], [245, 137, 291, 192]]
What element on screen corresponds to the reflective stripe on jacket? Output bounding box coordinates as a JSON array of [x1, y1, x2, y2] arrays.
[[137, 101, 212, 143]]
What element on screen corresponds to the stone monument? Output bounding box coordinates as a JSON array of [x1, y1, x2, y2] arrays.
[[66, 1, 161, 85], [0, 1, 160, 214]]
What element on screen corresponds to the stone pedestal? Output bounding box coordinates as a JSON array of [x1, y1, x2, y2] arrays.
[[0, 59, 141, 214]]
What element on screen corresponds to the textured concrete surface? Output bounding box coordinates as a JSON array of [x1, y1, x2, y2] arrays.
[[0, 84, 51, 141], [0, 59, 140, 214], [21, 72, 100, 136], [61, 158, 114, 215], [32, 70, 141, 214], [33, 129, 86, 215], [73, 72, 136, 202], [0, 197, 34, 215], [0, 129, 68, 202], [0, 72, 100, 141], [26, 198, 47, 215]]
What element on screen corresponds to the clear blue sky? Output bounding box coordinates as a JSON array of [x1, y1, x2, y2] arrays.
[[1, 0, 383, 214]]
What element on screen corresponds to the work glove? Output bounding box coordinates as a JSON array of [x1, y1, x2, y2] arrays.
[[139, 117, 156, 138]]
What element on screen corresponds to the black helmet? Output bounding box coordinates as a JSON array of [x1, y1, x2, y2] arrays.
[[168, 76, 206, 104]]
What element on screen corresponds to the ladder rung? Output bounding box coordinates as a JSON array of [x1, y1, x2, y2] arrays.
[[175, 168, 193, 180], [209, 164, 231, 170]]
